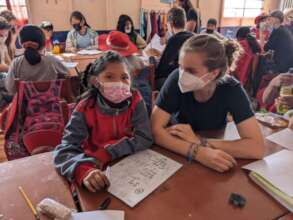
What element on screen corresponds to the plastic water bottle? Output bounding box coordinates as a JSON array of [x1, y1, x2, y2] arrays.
[[277, 68, 293, 114]]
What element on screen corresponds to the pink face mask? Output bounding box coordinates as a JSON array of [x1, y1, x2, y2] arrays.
[[97, 81, 132, 104]]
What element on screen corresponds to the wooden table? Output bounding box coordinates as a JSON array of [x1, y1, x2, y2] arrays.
[[75, 123, 290, 220], [0, 152, 75, 220], [279, 213, 293, 220]]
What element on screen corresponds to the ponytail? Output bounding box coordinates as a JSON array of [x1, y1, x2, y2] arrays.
[[246, 34, 261, 54], [224, 39, 242, 72]]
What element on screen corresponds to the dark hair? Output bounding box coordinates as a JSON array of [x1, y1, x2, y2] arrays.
[[167, 7, 186, 29], [70, 11, 90, 28], [236, 27, 261, 54], [0, 16, 11, 30], [117, 14, 134, 34], [180, 34, 242, 77], [81, 51, 127, 103], [0, 10, 16, 22], [178, 0, 194, 15], [187, 8, 198, 21], [207, 18, 217, 26], [20, 25, 46, 65]]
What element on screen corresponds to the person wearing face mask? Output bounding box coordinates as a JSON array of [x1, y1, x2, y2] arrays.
[[152, 34, 265, 173], [5, 25, 68, 95], [0, 10, 17, 58], [263, 10, 293, 73], [66, 11, 98, 52], [201, 18, 224, 40], [116, 14, 146, 49], [0, 16, 12, 73], [54, 51, 153, 193], [155, 7, 194, 90]]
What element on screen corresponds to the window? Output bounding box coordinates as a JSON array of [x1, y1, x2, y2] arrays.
[[223, 0, 264, 18], [0, 0, 28, 20]]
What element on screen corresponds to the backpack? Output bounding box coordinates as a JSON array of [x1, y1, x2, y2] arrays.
[[0, 80, 68, 160]]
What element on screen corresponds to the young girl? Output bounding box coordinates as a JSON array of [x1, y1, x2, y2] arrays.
[[54, 51, 152, 192], [40, 21, 54, 51], [0, 16, 12, 72], [66, 11, 98, 52], [5, 25, 68, 95], [151, 34, 265, 173], [117, 14, 146, 49]]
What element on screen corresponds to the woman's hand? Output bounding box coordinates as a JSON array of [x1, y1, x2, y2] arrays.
[[83, 169, 110, 192], [167, 124, 200, 144], [270, 73, 293, 88], [195, 147, 237, 173]]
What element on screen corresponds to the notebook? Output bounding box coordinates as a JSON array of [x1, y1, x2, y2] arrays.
[[266, 128, 293, 151], [243, 150, 293, 212]]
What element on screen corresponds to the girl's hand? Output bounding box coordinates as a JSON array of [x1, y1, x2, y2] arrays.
[[167, 124, 200, 144], [195, 147, 237, 173], [83, 169, 110, 192], [271, 73, 293, 88]]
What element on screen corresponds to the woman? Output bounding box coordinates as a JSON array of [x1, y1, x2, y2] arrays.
[[117, 14, 146, 49], [5, 25, 68, 95], [151, 34, 265, 173], [0, 16, 12, 72], [66, 11, 98, 52], [235, 27, 261, 87]]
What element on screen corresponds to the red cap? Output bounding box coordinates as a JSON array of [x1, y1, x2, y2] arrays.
[[98, 31, 138, 57]]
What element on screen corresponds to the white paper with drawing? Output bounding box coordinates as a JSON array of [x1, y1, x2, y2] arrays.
[[266, 128, 293, 151], [107, 149, 182, 207]]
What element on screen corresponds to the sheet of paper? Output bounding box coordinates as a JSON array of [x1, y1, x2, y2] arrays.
[[266, 128, 293, 151], [145, 34, 165, 53], [62, 53, 76, 57], [223, 122, 240, 140], [107, 149, 182, 207], [77, 49, 102, 55], [62, 61, 78, 69], [70, 210, 124, 220], [243, 150, 293, 197]]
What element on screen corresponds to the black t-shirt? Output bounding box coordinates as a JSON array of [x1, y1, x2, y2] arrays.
[[156, 31, 194, 79], [156, 69, 254, 131], [264, 26, 293, 73]]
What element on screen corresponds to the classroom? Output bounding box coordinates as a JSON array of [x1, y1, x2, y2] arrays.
[[0, 0, 293, 219]]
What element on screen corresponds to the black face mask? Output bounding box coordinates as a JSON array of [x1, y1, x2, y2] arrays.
[[73, 23, 82, 31], [206, 29, 214, 34]]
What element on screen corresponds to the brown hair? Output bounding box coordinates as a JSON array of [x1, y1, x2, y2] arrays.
[[167, 7, 186, 29], [180, 34, 242, 78]]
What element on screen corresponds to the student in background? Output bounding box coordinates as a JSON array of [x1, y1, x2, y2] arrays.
[[262, 73, 293, 110], [54, 51, 152, 192], [117, 14, 146, 50], [155, 7, 194, 90], [201, 18, 224, 39], [186, 8, 200, 33], [0, 17, 12, 72], [40, 21, 54, 51], [284, 8, 293, 34], [5, 25, 68, 95], [0, 10, 17, 57], [262, 10, 293, 73], [251, 13, 270, 42], [66, 11, 98, 52], [152, 34, 265, 173], [234, 27, 261, 87]]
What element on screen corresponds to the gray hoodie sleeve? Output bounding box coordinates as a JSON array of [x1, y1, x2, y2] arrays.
[[53, 111, 97, 183], [106, 100, 153, 160]]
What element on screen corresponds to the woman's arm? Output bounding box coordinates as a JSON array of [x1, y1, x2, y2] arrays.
[[65, 31, 77, 52], [151, 106, 237, 172], [208, 117, 265, 159]]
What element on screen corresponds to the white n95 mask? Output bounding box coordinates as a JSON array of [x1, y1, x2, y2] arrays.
[[178, 68, 209, 93]]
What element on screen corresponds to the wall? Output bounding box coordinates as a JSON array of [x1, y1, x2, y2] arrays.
[[27, 0, 282, 31]]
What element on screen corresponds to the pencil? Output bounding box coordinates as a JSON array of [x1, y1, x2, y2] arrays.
[[18, 186, 40, 220]]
